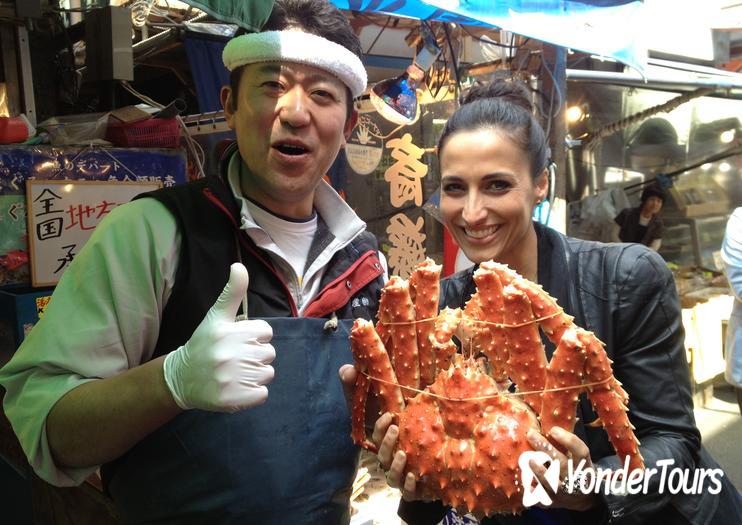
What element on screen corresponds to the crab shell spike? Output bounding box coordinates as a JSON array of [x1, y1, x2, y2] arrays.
[[380, 277, 420, 397], [577, 329, 645, 472], [409, 258, 442, 387], [349, 318, 405, 417], [501, 285, 548, 414], [539, 326, 587, 437]]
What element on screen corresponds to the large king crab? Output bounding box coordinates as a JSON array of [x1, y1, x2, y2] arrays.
[[349, 259, 644, 516]]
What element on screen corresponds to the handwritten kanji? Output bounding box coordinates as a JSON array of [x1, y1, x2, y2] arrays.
[[54, 244, 76, 273], [65, 204, 98, 231], [33, 188, 63, 216], [384, 133, 428, 207], [386, 213, 426, 279], [36, 217, 63, 240], [96, 200, 117, 219]]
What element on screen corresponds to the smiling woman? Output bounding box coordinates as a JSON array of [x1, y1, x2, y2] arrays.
[[438, 82, 548, 282]]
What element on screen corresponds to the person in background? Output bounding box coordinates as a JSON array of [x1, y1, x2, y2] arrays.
[[369, 80, 741, 525], [613, 183, 666, 250], [722, 207, 742, 415], [0, 1, 386, 523]]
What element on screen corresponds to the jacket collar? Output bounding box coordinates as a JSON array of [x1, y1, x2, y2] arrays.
[[534, 222, 587, 329], [220, 146, 366, 247]]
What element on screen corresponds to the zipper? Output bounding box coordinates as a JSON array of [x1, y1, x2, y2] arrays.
[[203, 187, 299, 317]]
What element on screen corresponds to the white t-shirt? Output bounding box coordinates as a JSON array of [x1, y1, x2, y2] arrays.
[[243, 198, 317, 291]]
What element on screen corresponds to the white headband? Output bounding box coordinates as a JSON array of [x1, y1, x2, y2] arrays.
[[222, 30, 367, 98]]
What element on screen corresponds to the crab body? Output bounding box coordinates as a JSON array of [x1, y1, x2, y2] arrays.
[[349, 259, 644, 516], [399, 358, 539, 513]]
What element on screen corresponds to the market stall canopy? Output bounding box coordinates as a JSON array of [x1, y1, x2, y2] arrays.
[[329, 0, 648, 75], [178, 0, 274, 31]]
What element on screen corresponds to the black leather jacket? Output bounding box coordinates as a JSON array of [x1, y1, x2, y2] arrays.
[[400, 223, 741, 525]]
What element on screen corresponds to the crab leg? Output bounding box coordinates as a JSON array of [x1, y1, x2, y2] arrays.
[[379, 277, 420, 398], [539, 327, 587, 436], [484, 261, 573, 345], [502, 285, 548, 414], [482, 260, 518, 286], [410, 259, 442, 387], [472, 265, 509, 383], [511, 280, 574, 344], [350, 319, 405, 447], [350, 370, 374, 448], [431, 307, 462, 374], [375, 287, 393, 346], [579, 330, 644, 472]]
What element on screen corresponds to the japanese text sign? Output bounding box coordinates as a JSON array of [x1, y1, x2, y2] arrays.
[[383, 133, 428, 278], [26, 180, 161, 286]]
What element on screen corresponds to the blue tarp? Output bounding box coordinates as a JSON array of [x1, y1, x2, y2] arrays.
[[330, 0, 647, 75], [183, 32, 231, 113]]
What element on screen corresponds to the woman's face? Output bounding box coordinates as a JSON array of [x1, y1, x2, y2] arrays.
[[439, 128, 547, 268], [641, 195, 663, 216]]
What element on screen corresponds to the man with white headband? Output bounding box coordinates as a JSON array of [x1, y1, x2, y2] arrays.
[[0, 0, 386, 522]]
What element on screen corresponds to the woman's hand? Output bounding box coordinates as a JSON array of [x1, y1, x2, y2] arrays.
[[372, 412, 422, 501], [526, 426, 601, 512]]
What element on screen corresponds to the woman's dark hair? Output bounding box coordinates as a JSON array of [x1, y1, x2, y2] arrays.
[[640, 183, 667, 204], [437, 80, 548, 180], [228, 0, 362, 119]]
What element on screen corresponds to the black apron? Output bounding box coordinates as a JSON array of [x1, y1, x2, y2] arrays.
[[102, 318, 359, 525]]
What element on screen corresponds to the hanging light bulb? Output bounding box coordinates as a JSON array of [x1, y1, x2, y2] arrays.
[[369, 23, 441, 126], [566, 105, 584, 123]]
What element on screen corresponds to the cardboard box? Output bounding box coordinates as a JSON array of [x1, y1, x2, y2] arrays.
[[669, 180, 729, 218], [0, 287, 54, 363]]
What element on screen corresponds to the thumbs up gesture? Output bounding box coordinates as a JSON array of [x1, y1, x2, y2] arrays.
[[163, 263, 275, 412]]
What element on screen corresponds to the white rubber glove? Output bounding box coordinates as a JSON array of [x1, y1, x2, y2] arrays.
[[163, 263, 275, 412]]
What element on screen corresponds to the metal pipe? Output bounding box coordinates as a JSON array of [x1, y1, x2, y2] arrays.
[[132, 11, 208, 53], [566, 68, 742, 95], [77, 11, 209, 79]]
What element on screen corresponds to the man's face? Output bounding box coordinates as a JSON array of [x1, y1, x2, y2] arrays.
[[222, 61, 357, 218]]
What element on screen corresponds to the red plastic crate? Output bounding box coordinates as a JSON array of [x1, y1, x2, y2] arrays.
[[106, 118, 181, 148]]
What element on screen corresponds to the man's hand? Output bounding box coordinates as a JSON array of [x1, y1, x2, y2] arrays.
[[163, 263, 275, 411]]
